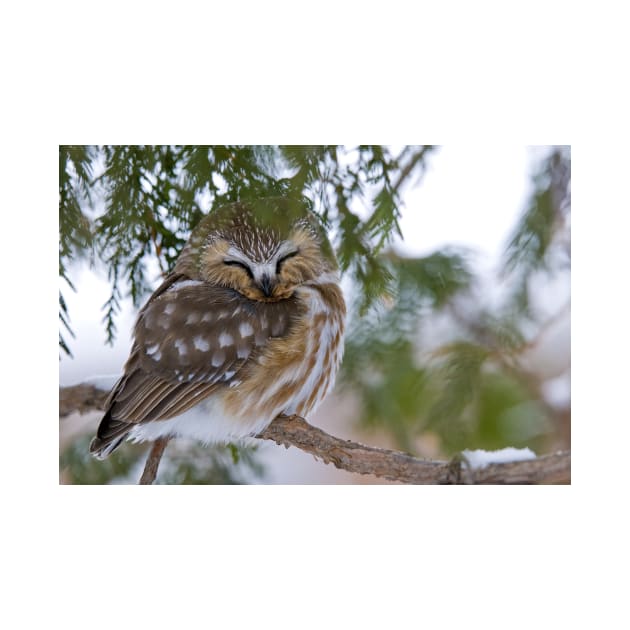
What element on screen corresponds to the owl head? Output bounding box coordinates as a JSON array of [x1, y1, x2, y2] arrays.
[[175, 197, 338, 301]]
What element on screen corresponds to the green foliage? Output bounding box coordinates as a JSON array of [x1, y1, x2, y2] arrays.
[[343, 249, 475, 360], [474, 373, 550, 450], [341, 249, 476, 450], [339, 147, 570, 457], [59, 145, 570, 482], [60, 435, 263, 485], [391, 249, 474, 311], [156, 441, 264, 485], [59, 145, 435, 350], [60, 435, 145, 485], [425, 341, 489, 444], [502, 146, 571, 315], [59, 290, 74, 358], [59, 146, 96, 355]]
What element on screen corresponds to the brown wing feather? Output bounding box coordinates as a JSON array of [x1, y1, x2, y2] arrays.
[[91, 276, 300, 457]]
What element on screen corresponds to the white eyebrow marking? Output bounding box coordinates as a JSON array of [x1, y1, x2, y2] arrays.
[[239, 322, 254, 337], [219, 332, 233, 348], [193, 336, 210, 352], [226, 246, 255, 266]]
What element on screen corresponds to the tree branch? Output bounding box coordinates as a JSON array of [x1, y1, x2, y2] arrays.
[[59, 383, 109, 417], [59, 384, 570, 484], [139, 437, 170, 484], [258, 415, 569, 484]]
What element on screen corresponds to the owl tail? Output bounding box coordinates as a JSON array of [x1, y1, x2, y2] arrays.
[[89, 411, 132, 460]]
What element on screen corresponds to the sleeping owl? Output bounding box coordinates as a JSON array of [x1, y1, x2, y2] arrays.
[[90, 197, 346, 458]]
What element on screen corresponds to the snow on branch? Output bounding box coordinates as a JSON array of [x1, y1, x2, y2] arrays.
[[59, 384, 570, 485]]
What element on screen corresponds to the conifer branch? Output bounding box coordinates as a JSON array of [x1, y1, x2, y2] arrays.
[[392, 146, 432, 193], [60, 385, 570, 484]]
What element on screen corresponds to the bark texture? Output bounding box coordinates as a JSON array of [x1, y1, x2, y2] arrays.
[[60, 384, 570, 484]]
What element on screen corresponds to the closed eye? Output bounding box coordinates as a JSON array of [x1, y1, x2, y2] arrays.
[[224, 260, 254, 280], [276, 251, 298, 274]]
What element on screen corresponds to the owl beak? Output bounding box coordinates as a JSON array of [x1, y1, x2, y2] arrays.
[[259, 274, 275, 298]]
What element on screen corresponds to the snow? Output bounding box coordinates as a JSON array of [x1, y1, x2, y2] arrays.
[[461, 447, 537, 469]]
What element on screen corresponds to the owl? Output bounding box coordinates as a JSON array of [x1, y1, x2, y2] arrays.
[[90, 197, 346, 459]]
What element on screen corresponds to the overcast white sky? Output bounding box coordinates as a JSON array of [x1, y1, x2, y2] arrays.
[[59, 145, 555, 386]]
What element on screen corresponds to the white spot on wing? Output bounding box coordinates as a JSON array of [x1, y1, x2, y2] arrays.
[[146, 343, 163, 361], [186, 312, 200, 325], [174, 339, 188, 356], [239, 322, 254, 337], [164, 303, 176, 315], [193, 336, 210, 351], [211, 350, 226, 367], [219, 332, 233, 348]]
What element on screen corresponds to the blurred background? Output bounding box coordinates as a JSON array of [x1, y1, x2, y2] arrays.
[[59, 145, 570, 484]]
